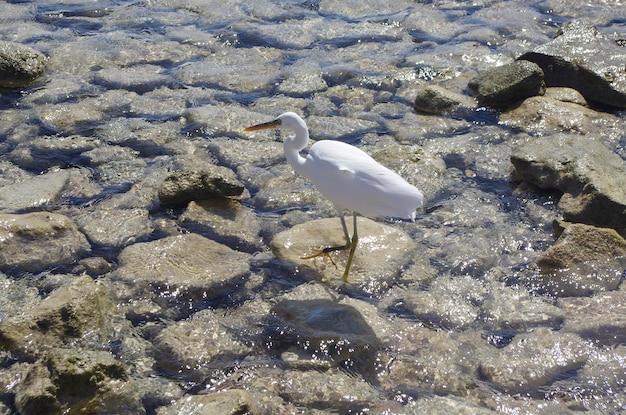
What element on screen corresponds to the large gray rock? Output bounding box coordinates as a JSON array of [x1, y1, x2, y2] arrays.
[[0, 212, 91, 273], [468, 60, 545, 109], [0, 41, 47, 88], [518, 20, 626, 109], [511, 134, 626, 229]]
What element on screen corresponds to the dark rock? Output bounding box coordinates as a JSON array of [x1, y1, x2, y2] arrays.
[[158, 165, 245, 208], [0, 212, 91, 273], [414, 84, 476, 114], [0, 41, 47, 88], [468, 60, 545, 109], [534, 223, 626, 296], [511, 134, 626, 229], [518, 20, 626, 109]]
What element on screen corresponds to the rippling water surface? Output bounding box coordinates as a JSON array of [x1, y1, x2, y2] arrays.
[[1, 0, 625, 414]]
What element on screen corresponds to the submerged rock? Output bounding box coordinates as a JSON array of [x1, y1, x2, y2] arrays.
[[156, 390, 267, 415], [478, 328, 590, 394], [534, 223, 626, 297], [0, 169, 70, 213], [511, 134, 626, 229], [0, 275, 117, 360], [559, 288, 626, 346], [73, 206, 153, 248], [152, 309, 253, 382], [113, 233, 250, 318], [267, 283, 385, 383], [519, 20, 626, 109], [468, 60, 545, 109], [157, 166, 245, 208], [0, 41, 47, 87], [414, 84, 476, 115], [179, 199, 264, 253], [14, 348, 142, 415], [0, 212, 91, 273]]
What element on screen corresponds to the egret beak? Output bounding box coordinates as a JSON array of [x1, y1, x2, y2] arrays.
[[243, 119, 282, 132]]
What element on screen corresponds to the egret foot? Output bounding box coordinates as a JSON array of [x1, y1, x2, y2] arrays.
[[301, 242, 351, 267]]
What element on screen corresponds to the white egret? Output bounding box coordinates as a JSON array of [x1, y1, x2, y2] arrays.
[[244, 112, 423, 282]]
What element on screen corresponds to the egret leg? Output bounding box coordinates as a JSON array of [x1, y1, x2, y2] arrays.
[[341, 212, 358, 283]]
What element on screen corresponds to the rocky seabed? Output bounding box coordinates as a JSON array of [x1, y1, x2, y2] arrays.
[[0, 1, 625, 414]]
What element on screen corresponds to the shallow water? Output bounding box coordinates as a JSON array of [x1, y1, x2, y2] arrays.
[[1, 0, 626, 414]]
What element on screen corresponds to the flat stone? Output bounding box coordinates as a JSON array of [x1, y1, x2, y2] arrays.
[[518, 20, 626, 109], [114, 234, 250, 317], [0, 169, 70, 213], [157, 390, 254, 415], [270, 217, 417, 292], [73, 207, 153, 248]]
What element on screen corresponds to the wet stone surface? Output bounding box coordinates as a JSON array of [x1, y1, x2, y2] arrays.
[[0, 1, 625, 414]]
